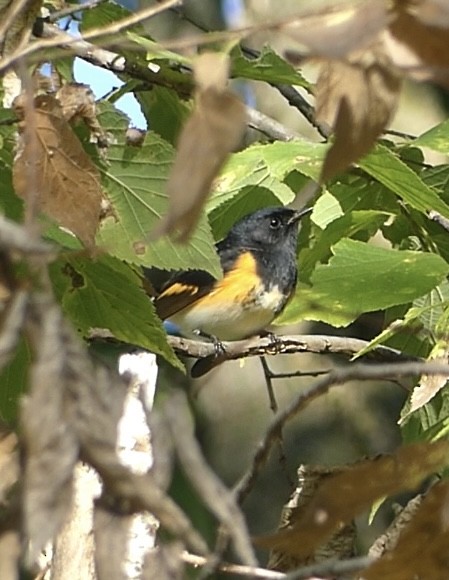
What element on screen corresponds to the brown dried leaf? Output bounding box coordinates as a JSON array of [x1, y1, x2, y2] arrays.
[[268, 465, 356, 572], [400, 344, 449, 422], [386, 2, 449, 87], [316, 47, 401, 182], [284, 0, 389, 61], [368, 494, 424, 559], [152, 53, 246, 242], [412, 0, 449, 27], [255, 440, 449, 559], [13, 94, 103, 247], [363, 480, 449, 579], [56, 83, 108, 147]]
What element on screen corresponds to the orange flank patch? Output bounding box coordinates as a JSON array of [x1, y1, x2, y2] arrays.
[[194, 251, 260, 308]]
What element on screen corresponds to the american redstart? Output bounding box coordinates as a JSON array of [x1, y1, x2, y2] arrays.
[[155, 206, 311, 377]]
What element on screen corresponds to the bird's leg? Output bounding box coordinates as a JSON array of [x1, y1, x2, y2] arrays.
[[190, 330, 227, 378], [261, 330, 283, 354], [192, 329, 225, 357]]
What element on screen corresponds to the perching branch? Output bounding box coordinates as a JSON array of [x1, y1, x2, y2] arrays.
[[167, 333, 420, 368]]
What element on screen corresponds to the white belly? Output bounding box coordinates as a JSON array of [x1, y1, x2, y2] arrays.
[[169, 285, 285, 341]]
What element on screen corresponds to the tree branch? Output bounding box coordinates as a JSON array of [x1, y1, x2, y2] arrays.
[[234, 360, 449, 504], [0, 0, 182, 73], [167, 333, 420, 368], [33, 23, 301, 141], [182, 551, 374, 579]]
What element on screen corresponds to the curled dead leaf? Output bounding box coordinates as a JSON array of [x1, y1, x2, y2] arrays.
[[268, 465, 356, 572], [283, 0, 449, 181], [284, 0, 390, 61], [316, 46, 401, 182], [255, 440, 449, 560], [363, 480, 449, 579], [13, 94, 104, 247], [56, 83, 108, 147], [386, 1, 449, 88], [151, 53, 246, 242]]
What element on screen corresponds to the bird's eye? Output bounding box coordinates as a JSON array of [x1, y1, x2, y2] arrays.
[[269, 216, 281, 229]]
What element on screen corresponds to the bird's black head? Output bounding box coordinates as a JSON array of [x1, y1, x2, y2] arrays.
[[220, 206, 311, 254]]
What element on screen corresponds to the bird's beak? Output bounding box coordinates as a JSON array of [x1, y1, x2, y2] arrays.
[[288, 207, 313, 225]]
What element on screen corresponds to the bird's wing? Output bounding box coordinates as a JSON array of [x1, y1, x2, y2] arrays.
[[154, 269, 216, 320]]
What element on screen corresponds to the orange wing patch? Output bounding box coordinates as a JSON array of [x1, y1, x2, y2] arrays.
[[156, 281, 206, 320], [159, 282, 200, 298]]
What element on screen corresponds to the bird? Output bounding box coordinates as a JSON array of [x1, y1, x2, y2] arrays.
[[154, 206, 311, 377]]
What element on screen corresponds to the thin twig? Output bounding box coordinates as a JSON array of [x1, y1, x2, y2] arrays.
[[164, 391, 257, 567], [0, 0, 34, 44], [285, 555, 374, 579], [183, 552, 286, 578], [259, 356, 278, 412], [0, 290, 28, 370], [270, 369, 331, 378], [0, 213, 54, 255], [48, 0, 107, 22], [168, 6, 329, 139], [0, 0, 183, 73], [259, 356, 294, 489], [247, 108, 300, 141], [183, 551, 374, 579], [234, 360, 449, 504], [37, 23, 299, 142]]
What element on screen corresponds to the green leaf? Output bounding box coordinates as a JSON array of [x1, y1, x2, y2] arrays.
[[52, 255, 182, 370], [360, 144, 449, 219], [401, 389, 449, 444], [311, 191, 345, 229], [81, 1, 135, 32], [0, 118, 23, 221], [300, 210, 390, 281], [95, 104, 220, 276], [127, 32, 191, 66], [209, 140, 327, 213], [412, 119, 449, 155], [352, 307, 424, 360], [278, 239, 449, 327], [210, 187, 283, 240], [231, 45, 310, 88], [136, 86, 191, 145], [0, 338, 30, 425]]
